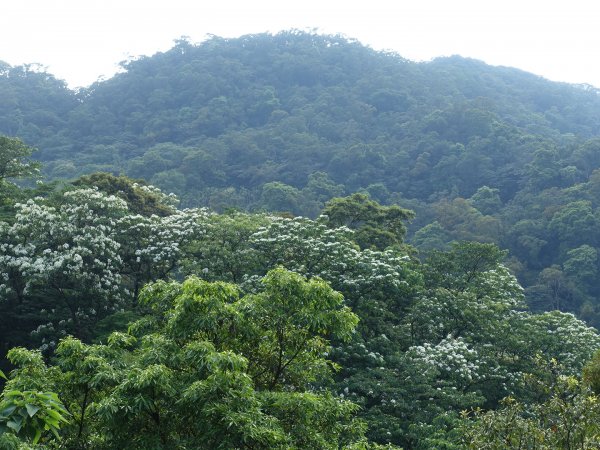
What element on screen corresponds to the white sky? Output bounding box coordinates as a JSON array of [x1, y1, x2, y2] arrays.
[[1, 0, 600, 89]]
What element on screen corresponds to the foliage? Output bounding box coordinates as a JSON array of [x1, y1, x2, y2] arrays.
[[0, 137, 40, 221], [0, 269, 390, 449], [7, 37, 600, 443], [0, 185, 206, 351], [1, 166, 600, 447], [0, 137, 39, 185], [0, 390, 69, 445], [181, 210, 270, 283], [322, 193, 414, 250], [388, 242, 600, 447], [72, 172, 177, 217], [0, 360, 69, 447], [461, 376, 600, 449], [6, 31, 600, 322], [180, 217, 600, 448]]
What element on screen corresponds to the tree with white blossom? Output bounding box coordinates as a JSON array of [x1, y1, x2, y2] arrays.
[[0, 185, 206, 347], [0, 188, 127, 344], [116, 207, 208, 301]]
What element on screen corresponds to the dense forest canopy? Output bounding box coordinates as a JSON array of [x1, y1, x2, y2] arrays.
[[2, 162, 600, 448], [3, 31, 600, 323], [3, 31, 600, 448]]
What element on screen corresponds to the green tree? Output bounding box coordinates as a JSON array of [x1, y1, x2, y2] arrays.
[[422, 241, 507, 292], [0, 136, 40, 217], [0, 136, 39, 184], [468, 185, 502, 215], [0, 269, 391, 449], [72, 172, 177, 217], [322, 193, 414, 250], [0, 186, 205, 349], [411, 221, 451, 254], [563, 244, 598, 288], [182, 211, 269, 283], [529, 265, 573, 311], [0, 389, 69, 446], [0, 355, 69, 448], [259, 181, 301, 214], [461, 376, 600, 449], [549, 200, 597, 249]]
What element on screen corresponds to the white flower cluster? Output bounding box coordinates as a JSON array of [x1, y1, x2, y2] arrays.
[[0, 190, 125, 300], [116, 208, 207, 280], [342, 341, 385, 364], [249, 216, 415, 300], [409, 336, 480, 383], [526, 310, 600, 372], [471, 265, 526, 309], [132, 182, 180, 208], [0, 187, 205, 341], [408, 266, 528, 345]]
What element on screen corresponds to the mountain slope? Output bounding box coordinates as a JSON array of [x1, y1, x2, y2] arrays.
[[2, 32, 600, 201], [4, 31, 600, 320]]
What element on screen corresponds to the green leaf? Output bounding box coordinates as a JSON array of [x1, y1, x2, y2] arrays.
[[0, 405, 17, 417], [4, 390, 23, 398], [6, 417, 22, 433], [49, 424, 61, 440], [33, 428, 42, 444], [25, 403, 40, 418], [0, 369, 6, 381], [45, 409, 65, 421], [44, 417, 60, 428]]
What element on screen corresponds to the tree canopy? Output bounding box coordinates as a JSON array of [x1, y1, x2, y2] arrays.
[[4, 30, 600, 448], [4, 32, 600, 321]]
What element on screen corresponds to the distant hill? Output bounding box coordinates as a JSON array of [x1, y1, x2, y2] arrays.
[[4, 31, 600, 321], [2, 32, 600, 200]]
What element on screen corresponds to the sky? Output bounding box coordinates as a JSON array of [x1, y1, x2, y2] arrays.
[[2, 0, 600, 89]]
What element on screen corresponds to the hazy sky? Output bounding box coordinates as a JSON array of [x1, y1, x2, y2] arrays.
[[2, 0, 600, 89]]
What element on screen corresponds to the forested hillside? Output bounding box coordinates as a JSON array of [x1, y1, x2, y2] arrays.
[[4, 31, 600, 447], [3, 32, 600, 324]]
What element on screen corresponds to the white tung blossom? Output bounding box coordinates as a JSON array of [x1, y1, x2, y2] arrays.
[[248, 216, 416, 299], [0, 187, 207, 342], [409, 336, 481, 383]]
